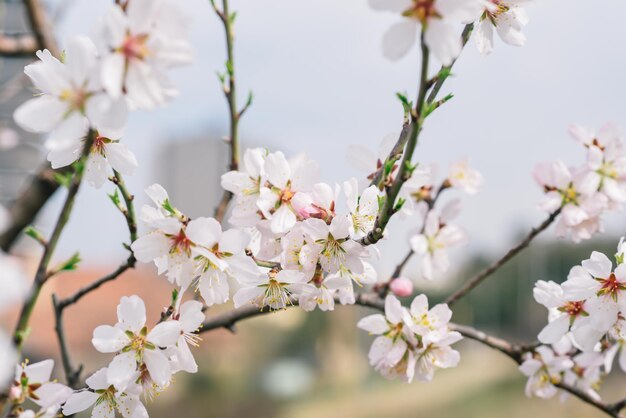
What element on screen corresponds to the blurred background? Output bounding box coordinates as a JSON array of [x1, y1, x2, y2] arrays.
[[1, 0, 626, 416]]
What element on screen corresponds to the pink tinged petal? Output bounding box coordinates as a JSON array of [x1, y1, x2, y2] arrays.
[[410, 234, 428, 255], [270, 204, 296, 234], [368, 336, 393, 365], [143, 349, 172, 387], [86, 94, 129, 134], [381, 20, 418, 61], [233, 286, 264, 308], [533, 280, 564, 308], [85, 368, 109, 390], [47, 143, 82, 170], [518, 358, 542, 377], [538, 315, 569, 344], [145, 183, 169, 206], [264, 151, 291, 188], [384, 295, 405, 324], [102, 5, 128, 47], [62, 391, 100, 416], [185, 217, 221, 246], [425, 20, 461, 66], [65, 35, 98, 86], [14, 96, 67, 133], [84, 153, 111, 188], [495, 13, 526, 46], [92, 325, 129, 353], [22, 359, 53, 383], [409, 294, 429, 317], [221, 171, 253, 194], [329, 215, 351, 239], [101, 53, 126, 100], [561, 265, 597, 300], [117, 295, 146, 333], [130, 233, 171, 263], [126, 0, 159, 33], [106, 352, 138, 390], [357, 314, 388, 334], [32, 382, 73, 408], [276, 269, 306, 284], [104, 143, 138, 176], [582, 251, 613, 278], [147, 321, 181, 348], [474, 19, 494, 55], [179, 301, 205, 333], [568, 124, 594, 145], [430, 304, 452, 325], [386, 339, 409, 366], [603, 178, 626, 203], [219, 229, 250, 254], [175, 337, 198, 373]]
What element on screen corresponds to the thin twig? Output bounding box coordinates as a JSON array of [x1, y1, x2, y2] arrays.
[[51, 295, 82, 388], [12, 131, 95, 351], [444, 208, 562, 306], [212, 0, 251, 223]]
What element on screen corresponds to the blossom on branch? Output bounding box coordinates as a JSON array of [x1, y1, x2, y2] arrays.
[[475, 0, 531, 55]]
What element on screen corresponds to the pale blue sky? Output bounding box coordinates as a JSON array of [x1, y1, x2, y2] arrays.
[[29, 0, 626, 281]]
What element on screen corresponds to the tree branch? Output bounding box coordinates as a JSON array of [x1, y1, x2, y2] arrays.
[[12, 131, 95, 351], [23, 0, 59, 56], [444, 208, 562, 306], [212, 0, 250, 223], [198, 291, 618, 417]]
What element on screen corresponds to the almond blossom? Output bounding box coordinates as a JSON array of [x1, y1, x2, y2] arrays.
[[233, 269, 313, 310], [9, 360, 72, 410], [519, 346, 574, 399], [475, 0, 530, 55], [447, 157, 483, 195], [533, 160, 608, 242], [221, 148, 267, 227], [169, 301, 205, 374], [344, 178, 380, 240], [190, 218, 260, 306], [47, 127, 137, 188], [369, 0, 486, 64], [14, 36, 127, 136], [62, 368, 148, 418], [91, 295, 181, 389], [409, 201, 467, 280], [97, 0, 193, 109], [257, 151, 319, 234]]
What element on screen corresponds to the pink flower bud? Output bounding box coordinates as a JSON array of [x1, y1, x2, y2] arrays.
[[9, 385, 22, 401], [389, 277, 413, 297]]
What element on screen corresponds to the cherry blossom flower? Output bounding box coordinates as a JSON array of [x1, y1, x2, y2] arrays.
[[561, 252, 626, 349], [519, 346, 574, 399], [302, 216, 369, 275], [14, 36, 127, 135], [291, 182, 337, 222], [369, 0, 486, 64], [10, 360, 72, 409], [533, 160, 608, 242], [170, 301, 205, 374], [561, 350, 603, 402], [409, 202, 467, 280], [97, 0, 193, 109], [233, 269, 313, 310], [190, 218, 260, 306], [92, 295, 181, 389], [132, 186, 224, 290], [47, 128, 137, 188], [405, 294, 452, 337], [447, 157, 483, 194], [221, 148, 267, 227], [344, 178, 380, 240], [533, 280, 589, 345], [413, 329, 462, 382], [358, 295, 413, 380], [475, 0, 530, 55], [257, 151, 319, 234], [62, 368, 148, 418]]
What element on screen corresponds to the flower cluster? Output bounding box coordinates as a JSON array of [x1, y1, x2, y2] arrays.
[[62, 295, 205, 417], [13, 0, 192, 188], [6, 359, 73, 418], [534, 123, 626, 242], [369, 0, 533, 64], [523, 238, 626, 400], [358, 295, 462, 382]]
